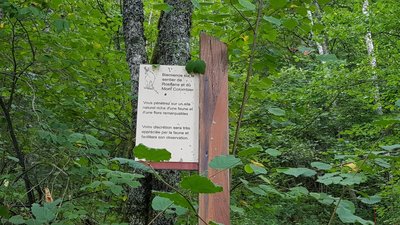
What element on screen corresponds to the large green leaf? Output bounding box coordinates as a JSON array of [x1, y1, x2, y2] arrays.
[[263, 16, 281, 26], [155, 192, 192, 209], [268, 107, 286, 116], [311, 162, 332, 170], [238, 0, 256, 11], [277, 168, 316, 177], [8, 215, 25, 224], [31, 203, 55, 223], [265, 148, 281, 157], [180, 175, 223, 193], [360, 195, 381, 205], [380, 144, 400, 151], [238, 145, 262, 157], [152, 196, 173, 211], [336, 200, 373, 224], [317, 172, 342, 185], [395, 99, 400, 107], [134, 144, 171, 162], [209, 155, 242, 169]]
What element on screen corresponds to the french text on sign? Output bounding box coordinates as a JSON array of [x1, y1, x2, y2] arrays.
[[136, 65, 199, 163]]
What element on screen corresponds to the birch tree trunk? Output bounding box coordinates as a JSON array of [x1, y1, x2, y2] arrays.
[[122, 0, 193, 224], [307, 1, 329, 55], [362, 0, 382, 114]]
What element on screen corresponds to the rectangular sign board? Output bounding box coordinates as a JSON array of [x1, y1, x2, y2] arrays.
[[136, 65, 199, 165]]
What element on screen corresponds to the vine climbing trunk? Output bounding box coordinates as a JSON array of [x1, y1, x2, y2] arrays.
[[122, 0, 193, 224]]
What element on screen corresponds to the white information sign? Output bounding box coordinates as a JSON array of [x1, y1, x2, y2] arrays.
[[136, 65, 199, 162]]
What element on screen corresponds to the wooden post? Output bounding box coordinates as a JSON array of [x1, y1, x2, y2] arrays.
[[198, 33, 230, 225]]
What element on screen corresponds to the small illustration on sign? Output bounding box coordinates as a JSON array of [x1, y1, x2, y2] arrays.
[[143, 66, 158, 94]]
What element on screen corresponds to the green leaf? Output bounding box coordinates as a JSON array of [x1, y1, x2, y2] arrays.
[[209, 155, 242, 169], [380, 144, 400, 151], [8, 215, 25, 224], [317, 173, 342, 185], [250, 164, 267, 175], [31, 203, 55, 223], [112, 158, 154, 173], [265, 148, 281, 157], [152, 196, 173, 211], [310, 192, 336, 205], [134, 144, 171, 162], [53, 19, 69, 33], [263, 16, 281, 26], [337, 200, 373, 224], [374, 158, 390, 168], [185, 60, 206, 74], [311, 162, 332, 170], [238, 0, 256, 11], [268, 107, 285, 116], [283, 18, 298, 29], [153, 3, 173, 12], [360, 195, 381, 205], [244, 164, 254, 173], [339, 173, 366, 186], [231, 205, 245, 215], [259, 185, 282, 196], [6, 156, 19, 162], [180, 175, 223, 193], [289, 186, 309, 196], [238, 145, 262, 157], [277, 168, 316, 177], [155, 192, 191, 210], [395, 99, 400, 107], [209, 221, 224, 225], [247, 186, 266, 196], [270, 0, 287, 9]]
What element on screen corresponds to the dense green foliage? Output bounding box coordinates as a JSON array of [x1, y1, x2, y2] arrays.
[[1, 0, 399, 224]]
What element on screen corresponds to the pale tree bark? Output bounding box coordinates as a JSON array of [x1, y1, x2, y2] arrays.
[[122, 0, 193, 224], [362, 0, 382, 114], [307, 1, 329, 55]]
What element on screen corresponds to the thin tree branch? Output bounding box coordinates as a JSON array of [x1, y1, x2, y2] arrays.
[[232, 0, 263, 156], [0, 96, 35, 205]]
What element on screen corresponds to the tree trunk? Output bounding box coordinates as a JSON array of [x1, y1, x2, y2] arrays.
[[122, 1, 151, 224], [150, 1, 193, 224], [307, 1, 329, 55], [122, 0, 193, 224], [362, 0, 382, 114]]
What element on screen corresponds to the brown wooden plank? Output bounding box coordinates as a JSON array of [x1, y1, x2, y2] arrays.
[[146, 162, 198, 170], [198, 33, 230, 225]]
